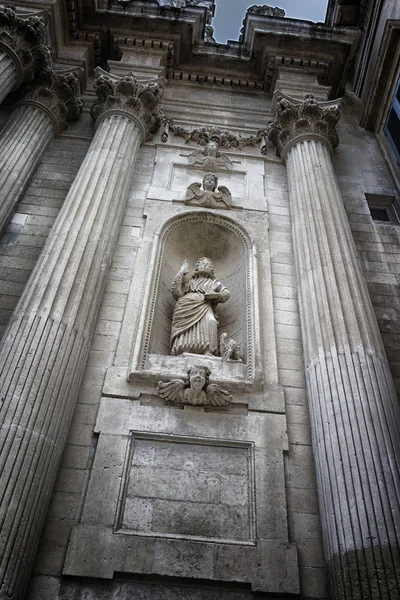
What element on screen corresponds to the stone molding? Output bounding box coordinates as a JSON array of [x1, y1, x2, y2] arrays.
[[91, 68, 164, 141], [0, 6, 51, 87], [268, 93, 341, 158], [13, 69, 83, 133]]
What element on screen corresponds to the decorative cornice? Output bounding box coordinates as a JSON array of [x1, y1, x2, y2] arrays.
[[162, 119, 266, 150], [267, 93, 341, 159], [14, 69, 83, 134], [0, 6, 51, 88], [91, 68, 164, 141], [247, 5, 285, 17]]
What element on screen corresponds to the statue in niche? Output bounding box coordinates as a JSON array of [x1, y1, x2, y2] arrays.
[[186, 172, 232, 209], [188, 140, 232, 171], [170, 257, 230, 356], [157, 365, 232, 406]]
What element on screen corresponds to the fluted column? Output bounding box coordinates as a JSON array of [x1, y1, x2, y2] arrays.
[[269, 95, 400, 599], [0, 68, 163, 600], [0, 69, 83, 234], [0, 6, 50, 103]]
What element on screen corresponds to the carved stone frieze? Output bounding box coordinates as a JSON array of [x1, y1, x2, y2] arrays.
[[0, 6, 51, 86], [247, 5, 285, 17], [268, 94, 341, 158], [91, 69, 164, 140], [186, 172, 232, 209], [157, 364, 232, 406], [162, 119, 265, 150], [14, 69, 83, 133]]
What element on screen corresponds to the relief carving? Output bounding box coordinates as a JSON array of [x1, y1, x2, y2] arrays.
[[15, 69, 83, 132], [247, 5, 285, 17], [0, 6, 51, 85], [188, 140, 232, 170], [157, 364, 232, 406], [268, 94, 341, 157], [220, 333, 241, 362], [162, 120, 265, 150], [170, 257, 230, 356], [186, 172, 232, 209], [91, 69, 164, 140]]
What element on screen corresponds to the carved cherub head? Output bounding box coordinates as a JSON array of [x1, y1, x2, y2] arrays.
[[205, 140, 219, 157], [194, 257, 215, 278], [186, 365, 211, 392], [203, 172, 218, 192]]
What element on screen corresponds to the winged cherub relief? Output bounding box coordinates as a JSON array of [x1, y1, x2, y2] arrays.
[[157, 365, 232, 406], [188, 140, 232, 171], [186, 172, 232, 210]]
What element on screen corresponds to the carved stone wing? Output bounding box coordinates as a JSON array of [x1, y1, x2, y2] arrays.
[[188, 149, 206, 166], [157, 379, 185, 403], [214, 185, 232, 209], [216, 153, 233, 170], [186, 182, 203, 204], [205, 383, 232, 406]]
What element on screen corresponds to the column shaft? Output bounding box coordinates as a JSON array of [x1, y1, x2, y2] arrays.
[[287, 138, 400, 599], [0, 113, 141, 600], [0, 105, 54, 233], [0, 49, 18, 102]]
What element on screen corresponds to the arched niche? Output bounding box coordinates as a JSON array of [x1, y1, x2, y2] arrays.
[[131, 211, 260, 382]]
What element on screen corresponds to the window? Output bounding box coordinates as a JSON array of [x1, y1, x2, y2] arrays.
[[384, 77, 400, 165], [366, 193, 400, 224]]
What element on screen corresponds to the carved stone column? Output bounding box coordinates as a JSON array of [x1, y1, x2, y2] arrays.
[[0, 69, 82, 234], [0, 6, 50, 103], [269, 95, 400, 600], [0, 69, 163, 600]]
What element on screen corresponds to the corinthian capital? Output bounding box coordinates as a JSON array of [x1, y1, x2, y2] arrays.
[[91, 68, 164, 141], [15, 69, 83, 133], [268, 94, 341, 158], [0, 6, 51, 86]]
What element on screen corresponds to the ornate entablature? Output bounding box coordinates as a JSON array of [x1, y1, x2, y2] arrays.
[[162, 120, 267, 151]]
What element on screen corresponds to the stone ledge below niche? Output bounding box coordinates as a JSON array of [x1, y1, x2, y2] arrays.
[[102, 366, 285, 413]]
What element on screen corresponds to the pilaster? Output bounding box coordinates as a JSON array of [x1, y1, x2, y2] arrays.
[[0, 6, 51, 103], [0, 69, 83, 234], [0, 70, 163, 600], [269, 94, 400, 600]]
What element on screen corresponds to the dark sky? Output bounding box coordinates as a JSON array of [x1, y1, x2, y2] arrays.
[[213, 0, 329, 42]]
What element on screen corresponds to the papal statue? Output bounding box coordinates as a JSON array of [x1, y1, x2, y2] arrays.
[[170, 257, 230, 356]]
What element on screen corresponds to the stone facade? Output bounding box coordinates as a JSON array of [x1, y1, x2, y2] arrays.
[[0, 2, 399, 600]]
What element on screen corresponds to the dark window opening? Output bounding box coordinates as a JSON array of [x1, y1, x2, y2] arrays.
[[384, 78, 400, 165], [365, 193, 400, 225]]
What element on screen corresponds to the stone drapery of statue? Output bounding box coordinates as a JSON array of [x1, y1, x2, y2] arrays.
[[186, 172, 232, 209], [157, 364, 232, 406], [188, 140, 232, 171], [170, 257, 230, 356]]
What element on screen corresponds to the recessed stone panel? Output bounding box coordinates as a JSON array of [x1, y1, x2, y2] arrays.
[[118, 435, 253, 542]]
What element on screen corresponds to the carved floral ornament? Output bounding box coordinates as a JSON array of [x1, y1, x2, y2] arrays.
[[162, 119, 267, 152], [13, 68, 83, 133], [91, 69, 164, 140], [0, 6, 51, 85], [267, 94, 341, 158]]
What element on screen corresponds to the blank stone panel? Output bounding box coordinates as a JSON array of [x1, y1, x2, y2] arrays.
[[119, 436, 253, 542]]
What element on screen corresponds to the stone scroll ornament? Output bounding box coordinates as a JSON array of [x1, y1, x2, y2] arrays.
[[188, 140, 232, 170], [157, 365, 232, 406], [186, 172, 232, 209], [0, 6, 52, 83], [267, 94, 340, 158], [91, 71, 164, 140]]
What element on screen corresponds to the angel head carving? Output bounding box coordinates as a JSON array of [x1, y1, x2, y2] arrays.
[[157, 364, 232, 406], [186, 172, 232, 210], [188, 141, 232, 171]]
